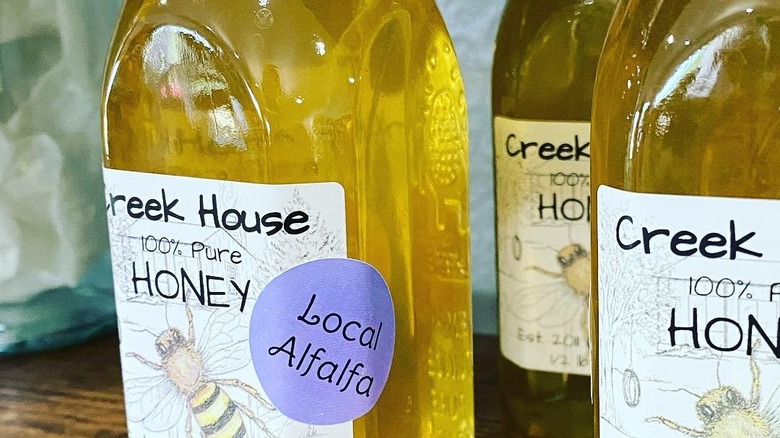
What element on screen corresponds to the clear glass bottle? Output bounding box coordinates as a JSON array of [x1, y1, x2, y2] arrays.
[[102, 1, 473, 437], [492, 0, 615, 436], [593, 1, 780, 436], [0, 0, 119, 354]]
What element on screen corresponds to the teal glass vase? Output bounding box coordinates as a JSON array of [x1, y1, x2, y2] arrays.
[[0, 0, 121, 354]]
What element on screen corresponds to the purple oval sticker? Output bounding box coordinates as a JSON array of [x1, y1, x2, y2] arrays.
[[249, 258, 395, 425]]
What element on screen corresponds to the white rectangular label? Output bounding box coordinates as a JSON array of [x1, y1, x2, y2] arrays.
[[495, 117, 591, 375], [598, 186, 780, 437], [104, 168, 353, 438]]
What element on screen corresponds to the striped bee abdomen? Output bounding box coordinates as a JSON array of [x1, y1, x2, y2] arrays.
[[191, 382, 246, 438]]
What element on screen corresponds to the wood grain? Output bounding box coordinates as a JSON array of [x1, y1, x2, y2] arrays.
[[0, 336, 126, 437], [0, 335, 503, 437]]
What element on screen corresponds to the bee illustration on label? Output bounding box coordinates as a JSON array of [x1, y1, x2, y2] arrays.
[[517, 242, 590, 342], [647, 355, 779, 437], [529, 243, 590, 298], [124, 306, 277, 437]]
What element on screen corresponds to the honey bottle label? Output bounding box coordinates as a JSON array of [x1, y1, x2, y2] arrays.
[[598, 186, 780, 436], [103, 169, 396, 437], [495, 118, 591, 376]]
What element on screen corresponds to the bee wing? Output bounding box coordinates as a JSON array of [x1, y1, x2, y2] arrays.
[[197, 309, 252, 376], [762, 384, 780, 437], [509, 281, 585, 328], [536, 294, 584, 329], [512, 281, 571, 309], [124, 374, 187, 432], [203, 338, 251, 377]]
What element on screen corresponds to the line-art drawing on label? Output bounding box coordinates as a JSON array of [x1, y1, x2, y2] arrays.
[[597, 186, 780, 438], [597, 200, 677, 434], [257, 190, 344, 285], [526, 242, 591, 342], [123, 306, 277, 437], [495, 118, 591, 375], [646, 350, 779, 437], [104, 169, 355, 437]]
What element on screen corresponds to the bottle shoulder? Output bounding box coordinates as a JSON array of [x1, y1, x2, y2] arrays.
[[102, 1, 467, 184], [593, 1, 780, 197], [493, 0, 615, 120]]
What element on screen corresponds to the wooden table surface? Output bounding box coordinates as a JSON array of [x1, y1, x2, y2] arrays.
[[0, 334, 503, 437]]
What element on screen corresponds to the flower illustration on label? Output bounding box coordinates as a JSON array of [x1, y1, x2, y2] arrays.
[[526, 243, 591, 342], [249, 258, 395, 425]]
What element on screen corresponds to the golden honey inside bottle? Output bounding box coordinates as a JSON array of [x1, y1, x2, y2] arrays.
[[102, 1, 473, 437], [592, 1, 780, 436], [492, 0, 614, 437]]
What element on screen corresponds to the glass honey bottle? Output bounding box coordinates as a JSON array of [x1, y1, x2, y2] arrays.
[[102, 1, 474, 436], [592, 1, 780, 436], [493, 0, 615, 436]]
